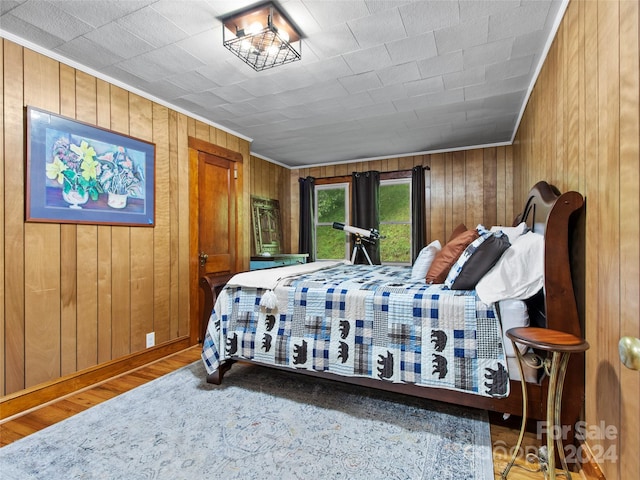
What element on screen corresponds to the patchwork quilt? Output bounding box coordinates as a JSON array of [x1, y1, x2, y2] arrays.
[[202, 263, 510, 398]]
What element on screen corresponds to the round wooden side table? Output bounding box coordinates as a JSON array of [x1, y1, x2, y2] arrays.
[[502, 327, 589, 480]]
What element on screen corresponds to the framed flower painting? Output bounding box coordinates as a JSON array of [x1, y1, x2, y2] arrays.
[[26, 106, 155, 226]]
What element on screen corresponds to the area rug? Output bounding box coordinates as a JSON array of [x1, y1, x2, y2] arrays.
[[0, 361, 494, 479]]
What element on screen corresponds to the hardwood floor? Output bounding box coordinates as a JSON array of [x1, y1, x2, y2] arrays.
[[0, 345, 586, 479]]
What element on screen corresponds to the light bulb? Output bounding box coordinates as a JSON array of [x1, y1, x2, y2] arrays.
[[267, 44, 280, 56], [278, 29, 289, 43], [246, 21, 263, 35], [240, 39, 252, 51]]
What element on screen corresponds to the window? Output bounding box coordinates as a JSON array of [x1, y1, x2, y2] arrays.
[[379, 179, 411, 264], [315, 183, 349, 260], [312, 174, 413, 264]]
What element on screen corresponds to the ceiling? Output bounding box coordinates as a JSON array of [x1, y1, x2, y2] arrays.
[[0, 0, 566, 168]]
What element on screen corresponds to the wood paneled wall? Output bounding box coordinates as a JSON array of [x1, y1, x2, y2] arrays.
[[513, 1, 639, 478], [290, 148, 515, 249], [1, 40, 250, 396]]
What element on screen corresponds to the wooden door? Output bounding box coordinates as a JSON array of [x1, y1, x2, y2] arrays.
[[189, 142, 241, 344], [198, 152, 236, 276]]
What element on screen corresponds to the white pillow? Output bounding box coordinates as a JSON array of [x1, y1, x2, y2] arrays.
[[490, 222, 527, 244], [497, 300, 530, 357], [476, 231, 544, 304], [411, 240, 442, 281]]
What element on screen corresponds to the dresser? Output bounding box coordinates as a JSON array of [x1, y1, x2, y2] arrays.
[[249, 253, 309, 270]]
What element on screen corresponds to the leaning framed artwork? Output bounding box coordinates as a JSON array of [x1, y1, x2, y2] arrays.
[[26, 106, 156, 226]]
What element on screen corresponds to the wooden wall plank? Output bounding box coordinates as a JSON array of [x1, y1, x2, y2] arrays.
[[110, 87, 131, 359], [75, 71, 99, 371], [3, 40, 25, 393], [177, 113, 190, 337], [168, 110, 180, 339], [23, 49, 61, 388], [96, 79, 112, 364], [617, 0, 640, 477], [59, 64, 77, 376], [76, 225, 98, 370], [153, 103, 171, 344], [0, 39, 5, 396], [128, 94, 154, 352], [596, 2, 621, 472], [582, 0, 600, 456]]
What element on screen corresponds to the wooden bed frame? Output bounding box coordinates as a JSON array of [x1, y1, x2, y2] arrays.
[[200, 181, 585, 439]]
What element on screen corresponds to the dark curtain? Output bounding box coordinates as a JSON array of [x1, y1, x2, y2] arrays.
[[411, 165, 427, 262], [298, 176, 316, 262], [351, 170, 381, 264]]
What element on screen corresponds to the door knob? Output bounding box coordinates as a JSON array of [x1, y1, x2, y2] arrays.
[[619, 336, 640, 371], [199, 251, 209, 267]]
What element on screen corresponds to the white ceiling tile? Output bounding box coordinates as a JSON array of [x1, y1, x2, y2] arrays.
[[404, 76, 444, 97], [166, 71, 220, 93], [464, 74, 529, 101], [305, 56, 353, 82], [116, 45, 205, 83], [367, 83, 408, 104], [196, 62, 252, 88], [302, 0, 369, 28], [9, 0, 93, 41], [209, 84, 254, 103], [377, 61, 421, 86], [178, 90, 228, 108], [417, 51, 463, 79], [462, 39, 513, 69], [338, 71, 382, 94], [348, 7, 406, 49], [434, 16, 489, 55], [304, 23, 359, 58], [147, 79, 190, 100], [151, 0, 218, 36], [217, 101, 260, 118], [459, 0, 519, 22], [398, 1, 459, 36], [53, 0, 154, 28], [511, 29, 547, 58], [488, 1, 552, 42], [485, 55, 535, 82], [385, 32, 437, 64], [365, 1, 412, 14], [116, 6, 189, 48], [0, 13, 65, 48], [342, 44, 392, 74], [443, 66, 485, 90], [84, 22, 154, 59], [1, 1, 26, 15], [54, 35, 123, 69]]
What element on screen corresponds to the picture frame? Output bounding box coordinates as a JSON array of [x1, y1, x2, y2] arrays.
[[26, 106, 156, 226]]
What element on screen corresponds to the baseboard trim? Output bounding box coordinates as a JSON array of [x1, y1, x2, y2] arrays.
[[577, 438, 607, 480], [0, 337, 192, 420]]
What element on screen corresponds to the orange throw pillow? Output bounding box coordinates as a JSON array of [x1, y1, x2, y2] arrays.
[[448, 223, 467, 242], [425, 229, 480, 284]]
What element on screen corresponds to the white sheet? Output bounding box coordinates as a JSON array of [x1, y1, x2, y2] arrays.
[[226, 260, 347, 289]]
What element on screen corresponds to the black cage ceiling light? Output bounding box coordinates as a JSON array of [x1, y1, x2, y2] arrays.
[[221, 2, 302, 72]]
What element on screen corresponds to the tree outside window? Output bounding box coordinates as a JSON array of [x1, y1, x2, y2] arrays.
[[315, 183, 349, 260], [379, 179, 411, 264]]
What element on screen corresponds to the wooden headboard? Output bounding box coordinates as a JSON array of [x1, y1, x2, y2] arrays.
[[516, 181, 585, 337]]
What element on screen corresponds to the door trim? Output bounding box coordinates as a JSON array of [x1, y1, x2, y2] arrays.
[[188, 138, 243, 344]]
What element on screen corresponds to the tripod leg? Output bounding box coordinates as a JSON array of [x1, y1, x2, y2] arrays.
[[361, 245, 373, 265]]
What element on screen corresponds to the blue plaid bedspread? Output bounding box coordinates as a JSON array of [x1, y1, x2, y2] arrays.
[[202, 264, 509, 398]]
